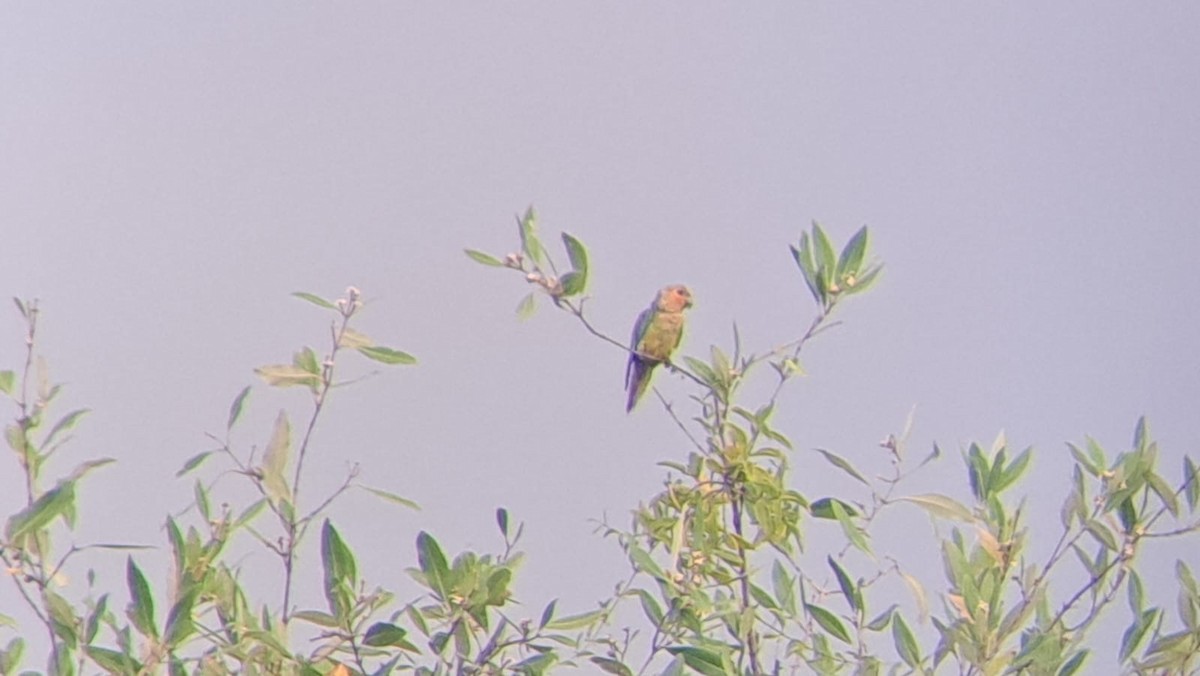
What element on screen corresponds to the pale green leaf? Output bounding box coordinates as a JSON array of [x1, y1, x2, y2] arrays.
[[254, 364, 320, 388], [464, 249, 505, 267], [5, 482, 76, 539], [545, 609, 604, 631], [815, 448, 868, 485], [892, 612, 921, 668], [837, 226, 869, 276], [42, 408, 89, 450], [260, 411, 292, 506], [360, 485, 420, 510], [807, 603, 852, 644], [338, 327, 374, 349], [358, 345, 417, 365], [898, 493, 975, 522], [126, 557, 157, 639], [292, 292, 335, 309], [227, 386, 251, 430], [516, 292, 536, 320], [562, 232, 588, 274]]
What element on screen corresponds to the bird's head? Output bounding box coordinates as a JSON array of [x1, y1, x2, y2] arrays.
[[657, 285, 694, 313]]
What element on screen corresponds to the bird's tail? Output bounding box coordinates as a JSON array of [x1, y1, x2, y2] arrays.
[[626, 359, 654, 412]]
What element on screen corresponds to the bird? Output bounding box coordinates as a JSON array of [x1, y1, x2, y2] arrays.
[[625, 284, 693, 412]]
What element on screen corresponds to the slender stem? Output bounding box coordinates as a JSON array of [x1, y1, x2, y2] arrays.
[[18, 301, 39, 502], [281, 304, 355, 624]]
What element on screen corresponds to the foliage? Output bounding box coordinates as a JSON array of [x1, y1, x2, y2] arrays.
[[0, 211, 1196, 675]]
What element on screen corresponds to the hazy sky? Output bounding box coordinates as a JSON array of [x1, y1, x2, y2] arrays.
[[3, 4, 1198, 669]]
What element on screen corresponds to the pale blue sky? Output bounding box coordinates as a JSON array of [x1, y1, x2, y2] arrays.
[[2, 3, 1198, 669]]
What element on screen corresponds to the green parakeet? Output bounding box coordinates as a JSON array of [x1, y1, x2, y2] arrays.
[[625, 284, 694, 412]]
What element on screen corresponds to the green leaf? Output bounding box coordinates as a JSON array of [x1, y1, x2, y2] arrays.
[[1177, 559, 1198, 597], [85, 646, 142, 674], [496, 507, 509, 536], [810, 497, 859, 519], [5, 481, 76, 539], [590, 656, 633, 676], [321, 520, 357, 619], [815, 448, 868, 485], [865, 605, 896, 632], [66, 457, 115, 483], [812, 222, 837, 278], [634, 588, 663, 625], [290, 346, 317, 374], [516, 292, 537, 320], [891, 612, 921, 668], [164, 587, 197, 647], [175, 450, 215, 478], [292, 292, 335, 309], [791, 233, 822, 305], [771, 560, 796, 615], [1057, 650, 1089, 676], [666, 646, 727, 676], [1066, 442, 1097, 477], [224, 385, 252, 430], [254, 364, 320, 388], [845, 264, 883, 295], [84, 594, 109, 644], [357, 345, 417, 365], [898, 493, 975, 522], [464, 249, 505, 267], [1117, 496, 1138, 533], [0, 636, 23, 674], [994, 447, 1033, 494], [518, 207, 545, 266], [1127, 571, 1146, 614], [1119, 608, 1158, 661], [749, 583, 779, 610], [486, 567, 512, 605], [193, 480, 210, 522], [364, 622, 408, 647], [260, 410, 292, 507], [545, 608, 604, 630], [126, 557, 157, 639], [681, 357, 718, 389], [966, 443, 989, 500], [559, 271, 584, 297], [359, 485, 420, 510], [1133, 416, 1148, 451], [42, 408, 89, 450], [828, 556, 860, 613], [45, 590, 79, 648], [0, 370, 14, 396], [338, 327, 374, 350], [1085, 436, 1107, 470], [1184, 456, 1199, 511], [512, 652, 557, 675], [539, 599, 557, 628], [628, 545, 666, 580], [291, 610, 338, 627], [836, 226, 869, 277], [806, 603, 852, 644], [1084, 519, 1118, 551], [831, 499, 871, 555], [562, 232, 588, 274], [416, 531, 450, 598], [234, 498, 267, 528], [1146, 471, 1179, 517]]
